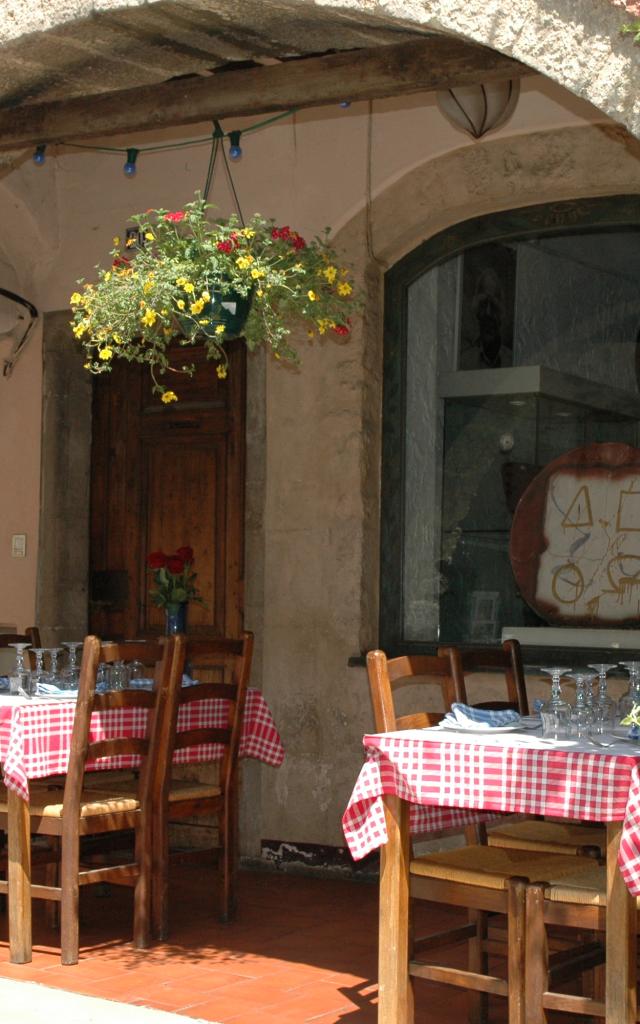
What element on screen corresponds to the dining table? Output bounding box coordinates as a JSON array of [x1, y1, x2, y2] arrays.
[[342, 725, 640, 1024], [0, 686, 284, 963]]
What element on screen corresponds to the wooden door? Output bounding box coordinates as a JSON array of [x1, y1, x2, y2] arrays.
[[89, 340, 245, 639]]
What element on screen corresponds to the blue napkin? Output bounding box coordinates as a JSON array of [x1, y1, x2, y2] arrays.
[[36, 682, 78, 697], [0, 676, 9, 692], [442, 703, 521, 730]]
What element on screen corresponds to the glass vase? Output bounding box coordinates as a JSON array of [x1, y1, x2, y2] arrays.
[[165, 602, 187, 635]]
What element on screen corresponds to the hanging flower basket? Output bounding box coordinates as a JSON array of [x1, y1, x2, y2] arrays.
[[70, 194, 358, 403]]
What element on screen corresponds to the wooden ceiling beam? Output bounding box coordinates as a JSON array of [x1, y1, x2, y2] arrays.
[[0, 36, 531, 151]]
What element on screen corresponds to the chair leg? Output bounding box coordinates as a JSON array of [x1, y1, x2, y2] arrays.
[[60, 831, 80, 966], [524, 883, 548, 1024], [44, 838, 60, 930], [151, 804, 169, 942], [219, 795, 238, 923], [507, 878, 527, 1024], [467, 910, 488, 1024], [133, 819, 152, 949]]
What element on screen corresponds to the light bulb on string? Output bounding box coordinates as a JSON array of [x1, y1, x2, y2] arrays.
[[123, 148, 139, 177], [32, 145, 46, 166], [228, 131, 242, 161]]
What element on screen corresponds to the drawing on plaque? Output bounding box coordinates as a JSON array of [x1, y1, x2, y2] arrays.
[[509, 443, 640, 627]]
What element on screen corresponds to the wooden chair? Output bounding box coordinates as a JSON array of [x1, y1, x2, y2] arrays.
[[366, 649, 596, 1024], [439, 642, 606, 858], [0, 628, 41, 649], [523, 853, 634, 1022], [0, 633, 185, 964], [152, 630, 254, 938]]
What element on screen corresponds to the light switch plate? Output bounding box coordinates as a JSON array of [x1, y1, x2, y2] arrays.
[[11, 534, 26, 558]]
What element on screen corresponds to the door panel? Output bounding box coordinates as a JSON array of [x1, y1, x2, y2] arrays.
[[89, 340, 245, 639]]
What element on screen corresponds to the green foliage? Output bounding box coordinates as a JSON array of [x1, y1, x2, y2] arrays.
[[70, 195, 358, 402]]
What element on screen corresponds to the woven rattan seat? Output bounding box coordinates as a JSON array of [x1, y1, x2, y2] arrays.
[[410, 845, 598, 890], [488, 820, 606, 856]]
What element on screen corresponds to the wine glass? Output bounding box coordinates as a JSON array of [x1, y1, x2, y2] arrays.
[[8, 642, 31, 696], [538, 666, 572, 738], [617, 661, 640, 721], [587, 663, 617, 734], [29, 648, 47, 696], [110, 660, 128, 691], [45, 647, 63, 684], [60, 641, 82, 690], [566, 672, 597, 739]]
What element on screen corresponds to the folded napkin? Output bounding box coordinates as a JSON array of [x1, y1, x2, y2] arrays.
[[442, 703, 521, 730], [128, 678, 154, 690]]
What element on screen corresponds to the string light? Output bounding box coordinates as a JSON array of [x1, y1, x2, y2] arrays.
[[32, 145, 46, 166], [123, 148, 139, 177], [228, 130, 242, 161]]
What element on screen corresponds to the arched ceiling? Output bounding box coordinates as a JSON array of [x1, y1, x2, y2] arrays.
[[0, 0, 636, 149]]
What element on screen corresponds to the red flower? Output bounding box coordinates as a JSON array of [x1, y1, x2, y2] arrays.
[[112, 255, 131, 269], [163, 211, 186, 223], [175, 546, 194, 563], [291, 234, 306, 250], [147, 551, 167, 569], [166, 555, 185, 575], [217, 241, 233, 253], [332, 324, 350, 336]]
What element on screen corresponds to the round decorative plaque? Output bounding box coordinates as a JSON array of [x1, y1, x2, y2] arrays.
[[509, 442, 640, 627]]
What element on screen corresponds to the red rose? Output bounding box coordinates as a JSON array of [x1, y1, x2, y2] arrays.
[[112, 255, 131, 269], [147, 551, 167, 569], [163, 211, 186, 223], [217, 241, 233, 253], [166, 555, 185, 575], [176, 546, 194, 563], [332, 324, 350, 336], [292, 234, 306, 250]]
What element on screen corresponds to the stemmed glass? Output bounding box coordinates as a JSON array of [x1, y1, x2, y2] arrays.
[[539, 666, 572, 738], [587, 663, 617, 734], [8, 642, 31, 695], [29, 648, 47, 695], [45, 647, 63, 685], [617, 662, 640, 721], [567, 672, 597, 739], [60, 641, 82, 690]]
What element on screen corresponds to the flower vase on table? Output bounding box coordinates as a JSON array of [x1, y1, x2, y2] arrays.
[[165, 602, 187, 636], [147, 545, 204, 635]]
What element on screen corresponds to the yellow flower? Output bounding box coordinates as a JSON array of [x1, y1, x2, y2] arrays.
[[112, 236, 120, 246], [176, 299, 185, 310], [323, 265, 337, 284], [125, 235, 136, 248], [143, 280, 154, 295], [215, 324, 225, 335], [256, 289, 264, 298], [236, 255, 254, 270], [70, 292, 83, 306], [83, 362, 91, 369], [307, 290, 317, 302], [103, 271, 111, 282], [337, 282, 352, 296], [176, 277, 188, 287], [113, 333, 123, 345], [241, 228, 255, 238], [140, 308, 157, 327], [201, 290, 211, 302], [72, 321, 88, 339], [251, 268, 265, 279], [183, 282, 195, 294], [162, 390, 178, 404], [190, 299, 205, 315], [198, 318, 211, 325], [144, 232, 155, 241], [293, 263, 303, 272], [99, 347, 113, 361], [216, 365, 228, 379]]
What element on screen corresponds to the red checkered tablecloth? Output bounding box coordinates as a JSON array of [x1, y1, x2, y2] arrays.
[[0, 687, 284, 801], [341, 731, 640, 896]]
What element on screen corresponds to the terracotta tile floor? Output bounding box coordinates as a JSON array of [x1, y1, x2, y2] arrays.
[[0, 864, 571, 1022]]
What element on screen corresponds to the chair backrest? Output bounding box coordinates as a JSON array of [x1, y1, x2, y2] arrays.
[[166, 631, 254, 793], [62, 635, 186, 819], [438, 639, 529, 715], [366, 650, 463, 732], [0, 632, 33, 648]]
